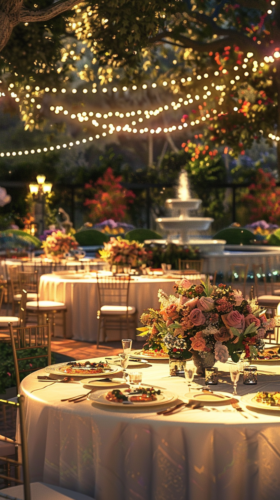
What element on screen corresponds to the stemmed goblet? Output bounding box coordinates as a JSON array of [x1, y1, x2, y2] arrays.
[[184, 362, 196, 393], [118, 353, 130, 383], [230, 364, 241, 396]]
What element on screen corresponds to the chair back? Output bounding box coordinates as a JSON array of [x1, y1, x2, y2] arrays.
[[230, 263, 248, 297], [96, 274, 131, 309], [9, 266, 21, 298], [0, 395, 31, 500], [252, 263, 273, 297], [18, 272, 38, 297], [9, 323, 51, 392], [0, 287, 3, 310], [178, 259, 203, 273]]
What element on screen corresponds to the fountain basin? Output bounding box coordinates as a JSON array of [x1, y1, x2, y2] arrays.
[[156, 217, 213, 232], [165, 199, 202, 211]]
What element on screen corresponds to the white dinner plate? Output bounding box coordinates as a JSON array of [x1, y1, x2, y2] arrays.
[[131, 350, 169, 361], [89, 387, 176, 408], [46, 362, 122, 378], [83, 378, 126, 388], [242, 393, 280, 412], [188, 391, 233, 404]]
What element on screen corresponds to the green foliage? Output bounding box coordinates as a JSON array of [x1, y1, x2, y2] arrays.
[[1, 229, 41, 248], [0, 342, 50, 394], [214, 227, 254, 245], [75, 229, 109, 247], [144, 243, 201, 269], [183, 142, 227, 220], [125, 229, 162, 243], [267, 229, 280, 246]]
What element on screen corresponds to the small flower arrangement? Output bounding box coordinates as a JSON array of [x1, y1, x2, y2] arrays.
[[42, 231, 78, 259], [139, 279, 274, 362], [99, 237, 147, 268], [94, 219, 134, 235]]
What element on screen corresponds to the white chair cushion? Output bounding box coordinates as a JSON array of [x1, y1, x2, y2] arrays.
[[14, 293, 38, 301], [1, 482, 94, 499], [0, 435, 15, 456], [26, 301, 66, 311], [0, 316, 20, 326], [100, 305, 136, 315]]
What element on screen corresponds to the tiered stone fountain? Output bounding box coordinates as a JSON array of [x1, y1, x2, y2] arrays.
[[155, 172, 226, 255]]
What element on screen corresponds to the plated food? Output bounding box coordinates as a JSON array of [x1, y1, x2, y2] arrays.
[[254, 347, 280, 362], [253, 391, 280, 406], [89, 386, 176, 407], [46, 360, 122, 378], [59, 360, 110, 375], [132, 349, 169, 360]]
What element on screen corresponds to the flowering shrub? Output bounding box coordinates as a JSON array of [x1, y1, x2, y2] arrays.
[[99, 237, 147, 268], [42, 231, 78, 259], [246, 220, 279, 237], [144, 242, 200, 269], [242, 169, 280, 225], [84, 168, 135, 223], [94, 219, 134, 235], [139, 280, 274, 362]]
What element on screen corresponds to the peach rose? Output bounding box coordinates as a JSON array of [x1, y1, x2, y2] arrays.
[[185, 296, 199, 310], [178, 278, 192, 289], [189, 308, 206, 326], [190, 334, 207, 351], [214, 327, 231, 342], [233, 289, 244, 306]]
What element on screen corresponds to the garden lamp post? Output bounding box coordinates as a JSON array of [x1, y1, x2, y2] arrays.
[[29, 175, 52, 235]]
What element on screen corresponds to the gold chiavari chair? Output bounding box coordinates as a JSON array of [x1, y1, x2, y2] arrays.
[[0, 290, 27, 341], [0, 395, 95, 500], [9, 268, 37, 316], [96, 274, 136, 348], [230, 263, 249, 298], [9, 323, 51, 392], [178, 258, 204, 273]]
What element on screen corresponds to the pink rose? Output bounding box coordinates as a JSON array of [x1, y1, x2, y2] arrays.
[[215, 342, 229, 363], [257, 328, 266, 339], [178, 279, 192, 289], [189, 308, 206, 326], [179, 295, 189, 305], [197, 296, 214, 312], [222, 310, 245, 332], [190, 334, 207, 351], [233, 289, 244, 306], [214, 327, 231, 342], [245, 314, 261, 328]]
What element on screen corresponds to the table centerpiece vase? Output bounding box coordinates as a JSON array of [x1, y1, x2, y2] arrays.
[[192, 352, 215, 377]]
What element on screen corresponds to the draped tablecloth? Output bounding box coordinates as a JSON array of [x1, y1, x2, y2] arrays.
[[39, 274, 204, 342], [20, 360, 280, 500]]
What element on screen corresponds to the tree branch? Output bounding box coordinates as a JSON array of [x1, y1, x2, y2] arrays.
[[19, 0, 79, 23]]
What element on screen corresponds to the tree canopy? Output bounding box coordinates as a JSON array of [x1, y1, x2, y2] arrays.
[[1, 1, 280, 169]]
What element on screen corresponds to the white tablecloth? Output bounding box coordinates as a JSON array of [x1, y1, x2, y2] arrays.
[[20, 360, 280, 500], [39, 274, 203, 342]]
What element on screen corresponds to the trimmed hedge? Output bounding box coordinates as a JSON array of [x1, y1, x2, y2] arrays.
[[1, 229, 41, 248], [75, 229, 109, 246], [214, 227, 254, 245], [267, 229, 280, 246], [125, 229, 162, 243]]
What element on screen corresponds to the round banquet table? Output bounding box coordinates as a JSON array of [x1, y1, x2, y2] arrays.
[[39, 273, 204, 341], [21, 359, 280, 500]]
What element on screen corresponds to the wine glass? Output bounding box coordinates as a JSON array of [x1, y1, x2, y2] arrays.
[[119, 353, 130, 383], [122, 339, 132, 356], [129, 371, 142, 390], [230, 364, 240, 395], [184, 362, 196, 392]]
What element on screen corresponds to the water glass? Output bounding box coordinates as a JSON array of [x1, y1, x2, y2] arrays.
[[122, 339, 132, 355], [205, 367, 218, 385], [118, 353, 129, 382], [128, 371, 142, 388], [230, 364, 240, 395], [243, 366, 258, 385], [161, 263, 167, 273], [184, 363, 196, 392]]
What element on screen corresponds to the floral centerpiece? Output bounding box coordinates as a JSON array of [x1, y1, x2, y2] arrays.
[[99, 237, 147, 270], [139, 278, 274, 375], [42, 231, 78, 260]]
